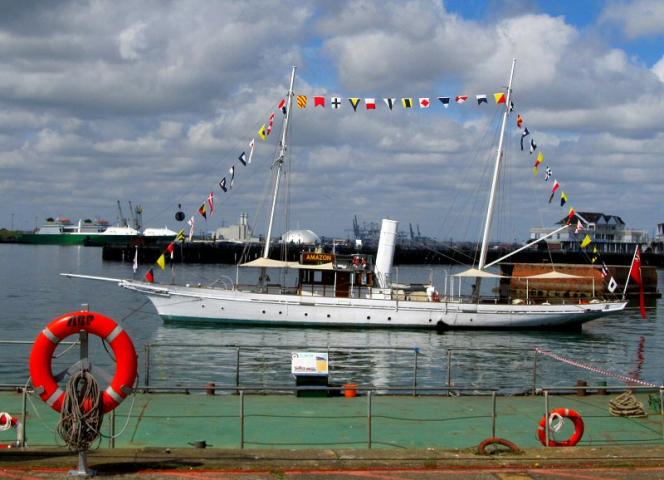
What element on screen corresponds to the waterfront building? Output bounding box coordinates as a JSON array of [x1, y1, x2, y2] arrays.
[[529, 212, 648, 254]]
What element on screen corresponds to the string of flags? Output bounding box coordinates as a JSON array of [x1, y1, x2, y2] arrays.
[[516, 110, 621, 294], [292, 93, 509, 111]]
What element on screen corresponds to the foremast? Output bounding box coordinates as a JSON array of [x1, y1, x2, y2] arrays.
[[475, 58, 516, 297]]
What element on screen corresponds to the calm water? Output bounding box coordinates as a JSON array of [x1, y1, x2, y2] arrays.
[[1, 244, 662, 392]]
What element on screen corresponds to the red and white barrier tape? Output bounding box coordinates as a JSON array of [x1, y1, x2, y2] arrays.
[[535, 348, 658, 387]]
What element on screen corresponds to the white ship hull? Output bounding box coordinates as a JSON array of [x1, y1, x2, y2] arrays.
[[120, 280, 627, 330]]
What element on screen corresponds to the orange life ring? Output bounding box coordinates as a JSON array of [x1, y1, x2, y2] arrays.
[[29, 311, 137, 414], [537, 408, 584, 447]]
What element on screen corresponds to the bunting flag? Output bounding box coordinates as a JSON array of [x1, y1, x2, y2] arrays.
[[229, 165, 235, 189], [520, 127, 530, 151], [438, 97, 450, 108], [529, 138, 537, 154], [219, 177, 227, 192], [331, 97, 341, 109], [516, 114, 524, 128], [207, 192, 215, 215], [402, 98, 413, 108], [365, 98, 376, 110], [156, 253, 166, 271], [167, 242, 175, 260], [567, 207, 576, 224], [258, 124, 267, 141], [198, 203, 207, 220], [548, 180, 560, 203], [145, 268, 154, 283], [574, 220, 584, 234], [187, 216, 195, 241], [560, 191, 568, 207], [601, 261, 609, 278], [544, 166, 552, 181], [476, 94, 487, 105], [296, 95, 307, 109], [314, 96, 325, 107], [175, 229, 186, 242], [591, 246, 598, 263], [248, 138, 255, 165], [383, 98, 395, 110], [266, 112, 276, 135], [132, 246, 138, 273], [238, 151, 247, 166], [607, 276, 618, 293], [493, 92, 506, 104], [630, 246, 647, 318], [349, 98, 361, 111], [455, 95, 468, 103], [509, 101, 514, 112], [533, 151, 543, 176], [580, 234, 592, 248], [419, 97, 430, 108], [278, 98, 287, 115]]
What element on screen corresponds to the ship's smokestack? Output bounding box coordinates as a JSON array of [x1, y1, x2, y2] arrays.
[[374, 219, 398, 289]]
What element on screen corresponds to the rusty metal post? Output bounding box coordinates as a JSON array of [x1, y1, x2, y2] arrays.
[[367, 390, 372, 449], [412, 348, 419, 396], [446, 350, 452, 396], [143, 344, 151, 390], [491, 391, 496, 438], [240, 390, 245, 449], [544, 390, 549, 447], [532, 350, 538, 395]]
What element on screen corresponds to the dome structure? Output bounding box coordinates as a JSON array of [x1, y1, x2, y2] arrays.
[[281, 229, 320, 244]]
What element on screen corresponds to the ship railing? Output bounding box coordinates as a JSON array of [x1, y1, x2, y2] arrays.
[[2, 383, 662, 450]]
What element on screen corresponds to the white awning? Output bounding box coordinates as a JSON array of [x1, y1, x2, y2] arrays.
[[453, 268, 503, 278], [240, 258, 334, 270], [522, 271, 586, 279]]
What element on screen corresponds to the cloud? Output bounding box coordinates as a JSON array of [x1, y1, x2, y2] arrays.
[[600, 0, 664, 38]]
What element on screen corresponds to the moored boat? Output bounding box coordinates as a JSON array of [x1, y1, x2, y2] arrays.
[[64, 61, 628, 329]]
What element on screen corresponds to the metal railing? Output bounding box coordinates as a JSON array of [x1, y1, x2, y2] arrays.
[[4, 383, 663, 450]]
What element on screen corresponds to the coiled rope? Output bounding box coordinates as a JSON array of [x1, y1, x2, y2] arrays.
[[56, 370, 103, 451], [609, 391, 647, 418]]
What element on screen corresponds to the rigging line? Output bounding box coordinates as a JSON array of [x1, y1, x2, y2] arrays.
[[436, 107, 501, 247]]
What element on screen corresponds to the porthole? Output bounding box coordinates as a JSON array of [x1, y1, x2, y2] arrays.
[[304, 313, 308, 317], [279, 311, 282, 315], [388, 316, 392, 321], [262, 310, 266, 314], [367, 316, 371, 320], [428, 318, 432, 322], [326, 314, 331, 318]]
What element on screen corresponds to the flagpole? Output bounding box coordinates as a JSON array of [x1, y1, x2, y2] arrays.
[[263, 66, 296, 261], [622, 244, 639, 300]]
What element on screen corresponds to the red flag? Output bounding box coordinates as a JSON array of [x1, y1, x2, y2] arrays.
[[630, 246, 647, 319], [314, 96, 325, 107], [567, 207, 575, 224], [145, 268, 154, 283], [516, 114, 523, 128], [167, 242, 175, 259], [278, 98, 287, 115]]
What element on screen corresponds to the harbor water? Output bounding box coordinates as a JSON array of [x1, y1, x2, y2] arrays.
[[1, 244, 662, 392]]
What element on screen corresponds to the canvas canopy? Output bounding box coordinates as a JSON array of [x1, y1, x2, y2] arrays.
[[523, 271, 586, 279], [453, 268, 503, 278], [240, 258, 334, 271]]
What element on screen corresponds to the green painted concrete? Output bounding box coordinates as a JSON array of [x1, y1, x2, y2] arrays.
[[1, 391, 662, 450]]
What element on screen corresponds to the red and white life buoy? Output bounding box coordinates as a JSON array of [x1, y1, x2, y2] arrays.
[[29, 311, 137, 414], [0, 412, 18, 431], [537, 408, 584, 447]]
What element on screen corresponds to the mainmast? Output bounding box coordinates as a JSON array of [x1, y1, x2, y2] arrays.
[[477, 58, 516, 271], [262, 66, 296, 260]]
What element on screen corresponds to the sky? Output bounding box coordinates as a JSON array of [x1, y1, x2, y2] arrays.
[[1, 0, 663, 243]]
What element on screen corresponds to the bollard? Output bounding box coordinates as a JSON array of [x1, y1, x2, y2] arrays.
[[597, 381, 607, 395], [206, 382, 216, 395], [576, 380, 587, 396]]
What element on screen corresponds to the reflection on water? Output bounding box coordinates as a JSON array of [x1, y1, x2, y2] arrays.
[[0, 244, 662, 392]]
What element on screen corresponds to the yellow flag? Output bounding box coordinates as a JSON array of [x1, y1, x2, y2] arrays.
[[493, 92, 506, 104], [156, 254, 166, 270], [258, 124, 267, 141], [175, 229, 185, 242], [533, 151, 543, 175], [580, 234, 591, 249], [296, 95, 307, 109]]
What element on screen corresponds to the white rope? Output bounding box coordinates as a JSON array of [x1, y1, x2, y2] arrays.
[[536, 348, 657, 387]]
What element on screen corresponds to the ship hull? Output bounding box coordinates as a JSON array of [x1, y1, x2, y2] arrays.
[[121, 280, 627, 330], [18, 233, 138, 246]]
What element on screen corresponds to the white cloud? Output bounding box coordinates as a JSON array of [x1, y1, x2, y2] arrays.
[[600, 0, 664, 38], [118, 21, 148, 61], [653, 55, 664, 82]]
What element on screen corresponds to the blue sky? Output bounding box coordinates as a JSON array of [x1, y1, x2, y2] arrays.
[[0, 0, 663, 242]]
